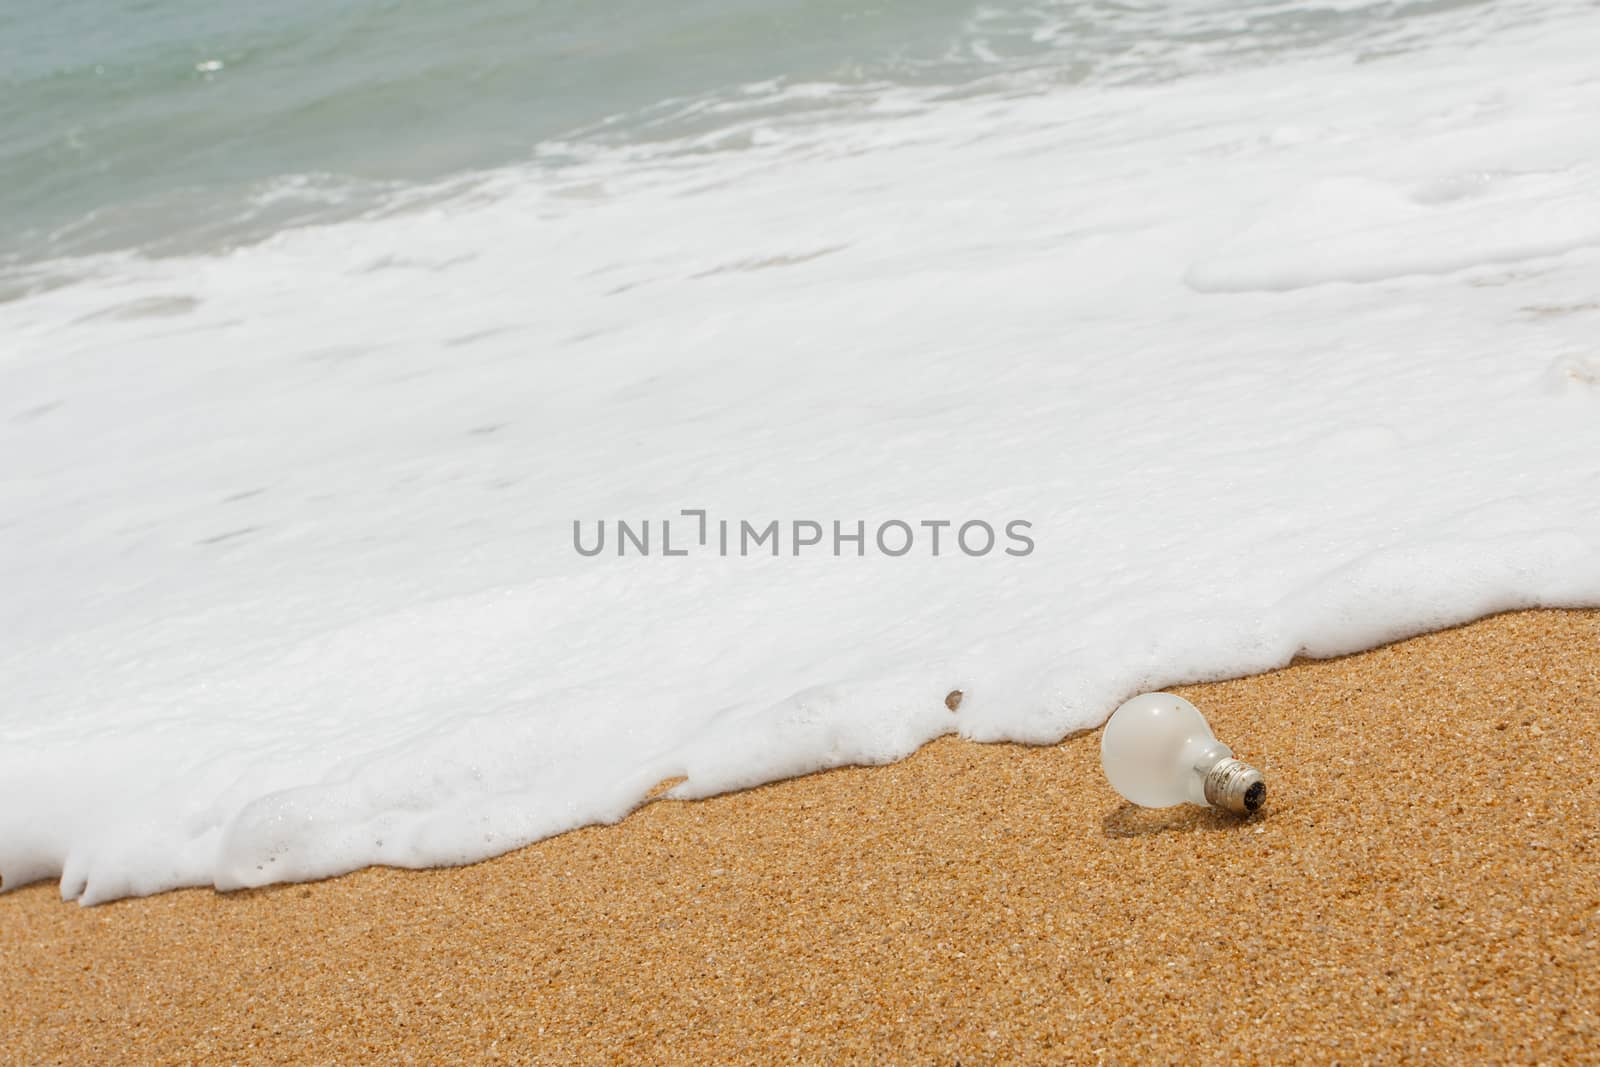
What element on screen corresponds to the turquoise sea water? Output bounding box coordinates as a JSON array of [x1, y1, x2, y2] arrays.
[[5, 0, 1600, 902], [1, 0, 1512, 267]]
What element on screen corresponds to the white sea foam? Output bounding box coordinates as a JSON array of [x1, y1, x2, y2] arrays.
[[3, 9, 1599, 903]]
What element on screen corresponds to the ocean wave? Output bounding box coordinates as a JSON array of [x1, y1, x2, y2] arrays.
[[2, 4, 1599, 902]]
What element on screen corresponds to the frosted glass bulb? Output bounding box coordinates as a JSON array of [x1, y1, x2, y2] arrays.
[[1100, 693, 1265, 814]]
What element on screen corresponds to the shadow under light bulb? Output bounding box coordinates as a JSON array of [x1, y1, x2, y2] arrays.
[[1100, 693, 1266, 814]]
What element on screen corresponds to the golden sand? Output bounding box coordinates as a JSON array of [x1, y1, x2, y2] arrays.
[[3, 609, 1598, 1065]]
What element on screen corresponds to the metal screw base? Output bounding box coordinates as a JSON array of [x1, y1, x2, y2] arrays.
[[1203, 757, 1266, 814]]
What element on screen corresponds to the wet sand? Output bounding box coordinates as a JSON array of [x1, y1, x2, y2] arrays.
[[3, 609, 1598, 1064]]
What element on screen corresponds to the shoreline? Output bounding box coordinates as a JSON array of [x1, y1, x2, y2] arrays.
[[4, 608, 1598, 1063]]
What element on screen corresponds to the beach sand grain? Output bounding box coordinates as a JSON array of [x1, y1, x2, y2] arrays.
[[2, 609, 1597, 1065]]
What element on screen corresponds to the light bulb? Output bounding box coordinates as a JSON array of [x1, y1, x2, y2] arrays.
[[1100, 692, 1265, 814]]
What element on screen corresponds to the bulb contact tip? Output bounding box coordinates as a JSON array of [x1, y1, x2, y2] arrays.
[[1203, 757, 1266, 815]]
